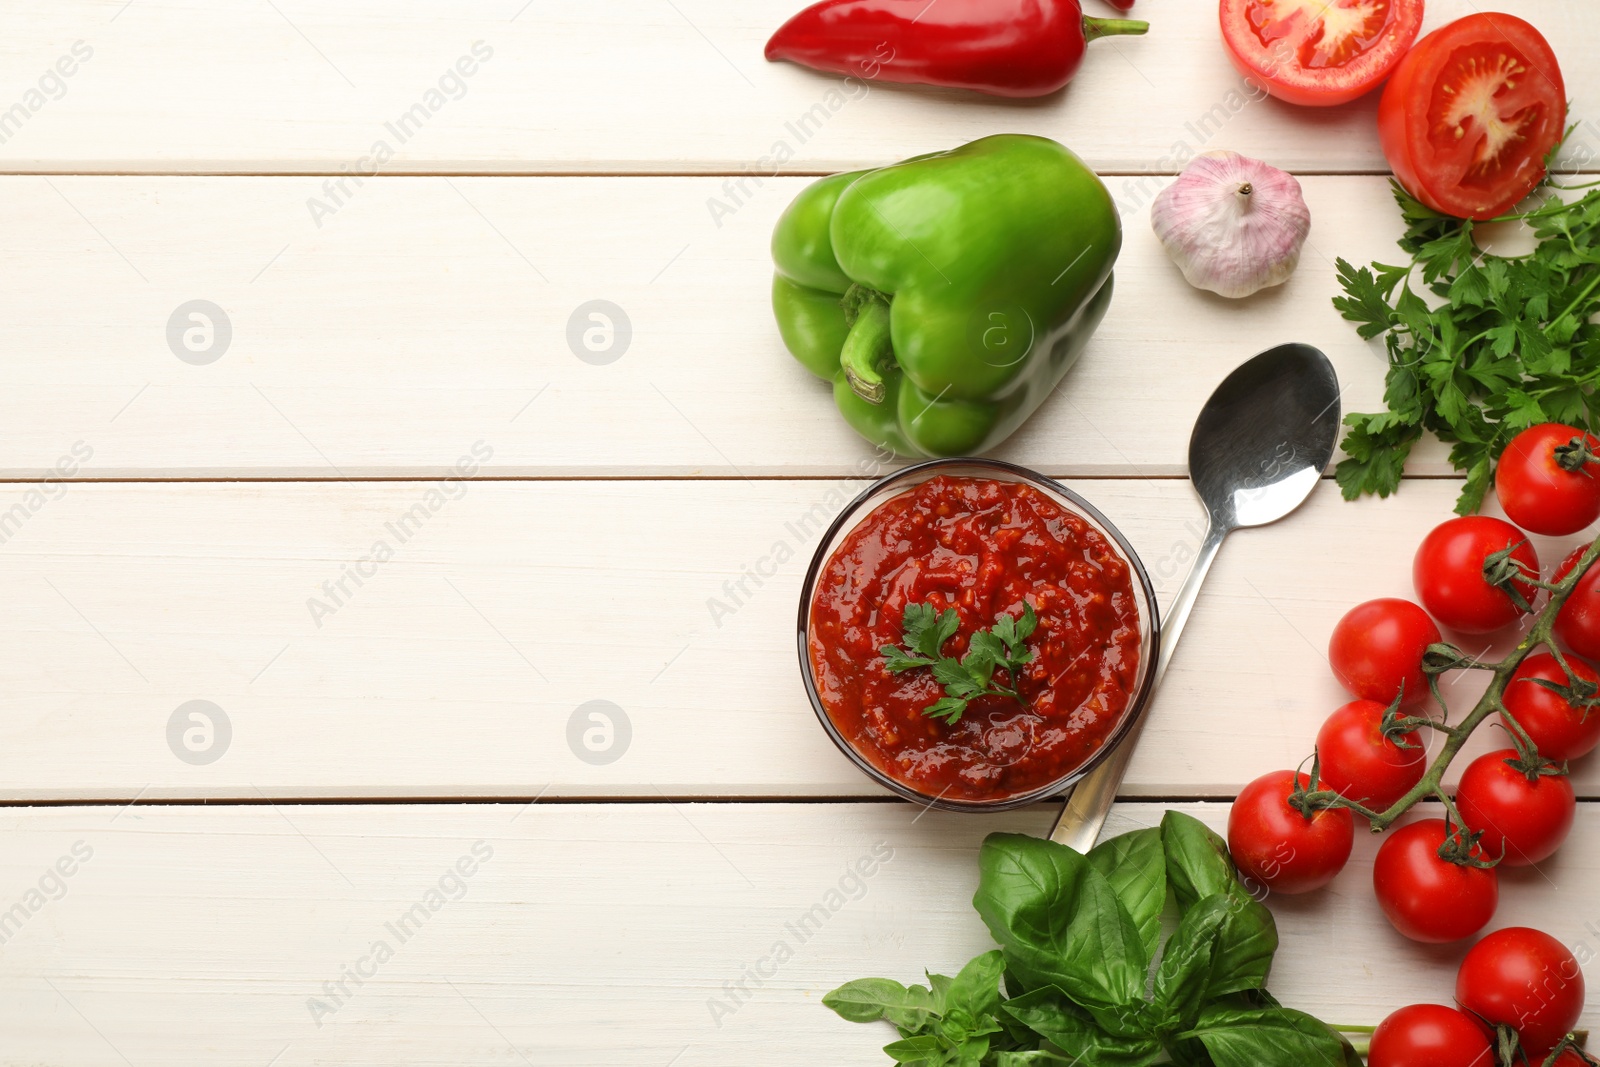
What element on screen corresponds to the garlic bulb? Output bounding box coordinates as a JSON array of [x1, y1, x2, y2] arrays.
[[1151, 151, 1311, 299]]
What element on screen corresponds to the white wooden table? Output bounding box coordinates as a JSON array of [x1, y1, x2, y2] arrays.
[[0, 2, 1595, 1063]]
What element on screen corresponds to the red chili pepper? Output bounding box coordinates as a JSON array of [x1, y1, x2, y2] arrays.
[[764, 0, 1148, 99], [1107, 0, 1135, 8]]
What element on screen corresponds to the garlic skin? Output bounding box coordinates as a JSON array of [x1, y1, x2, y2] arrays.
[[1151, 151, 1311, 299]]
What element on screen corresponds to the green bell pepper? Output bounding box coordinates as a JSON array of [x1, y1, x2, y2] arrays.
[[771, 134, 1121, 457]]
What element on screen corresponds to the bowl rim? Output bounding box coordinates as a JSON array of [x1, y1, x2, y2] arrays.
[[796, 456, 1163, 813]]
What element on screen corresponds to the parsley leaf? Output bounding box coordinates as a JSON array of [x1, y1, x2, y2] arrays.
[[991, 603, 1038, 661], [1332, 258, 1403, 338], [1334, 162, 1600, 514], [881, 602, 1037, 725], [904, 603, 962, 661], [923, 696, 972, 724]]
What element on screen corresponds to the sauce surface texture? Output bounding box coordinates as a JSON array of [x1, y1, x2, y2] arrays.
[[807, 476, 1144, 803]]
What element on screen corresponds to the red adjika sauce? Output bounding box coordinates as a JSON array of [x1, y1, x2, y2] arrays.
[[807, 476, 1144, 803]]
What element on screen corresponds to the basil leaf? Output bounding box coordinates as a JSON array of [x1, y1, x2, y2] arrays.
[[936, 1003, 1002, 1049], [992, 1054, 1079, 1066], [973, 833, 1147, 1018], [1163, 1038, 1214, 1067], [945, 950, 1005, 1023], [993, 1050, 1156, 1067], [952, 1037, 990, 1067], [999, 985, 1095, 1043], [926, 971, 953, 1009], [1152, 890, 1275, 1025], [881, 1034, 945, 1066], [1152, 895, 1230, 1030], [1210, 988, 1282, 1011], [1207, 889, 1278, 998], [823, 977, 936, 1033], [937, 1011, 1002, 1045], [1086, 827, 1167, 960], [993, 989, 1037, 1050], [1182, 1005, 1346, 1067], [1001, 987, 1165, 1067], [1161, 811, 1236, 911]]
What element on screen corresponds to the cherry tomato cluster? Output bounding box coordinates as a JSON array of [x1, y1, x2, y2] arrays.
[[1218, 1, 1566, 222], [1229, 423, 1599, 937], [1371, 929, 1589, 1067], [1229, 426, 1598, 1055]]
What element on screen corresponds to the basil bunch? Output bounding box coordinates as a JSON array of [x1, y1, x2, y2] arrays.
[[823, 813, 1358, 1066]]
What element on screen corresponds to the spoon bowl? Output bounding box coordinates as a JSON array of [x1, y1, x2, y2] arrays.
[[1190, 342, 1342, 530]]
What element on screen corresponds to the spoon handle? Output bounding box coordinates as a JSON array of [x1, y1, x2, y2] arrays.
[[1049, 517, 1228, 852]]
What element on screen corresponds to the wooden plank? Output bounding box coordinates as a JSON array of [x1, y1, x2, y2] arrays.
[[0, 800, 1591, 1065], [0, 2, 1594, 175], [0, 172, 1465, 479], [1, 476, 1595, 801]]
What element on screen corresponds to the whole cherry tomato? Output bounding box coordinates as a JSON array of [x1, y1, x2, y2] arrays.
[[1369, 1004, 1494, 1067], [1455, 750, 1575, 868], [1316, 699, 1427, 812], [1457, 927, 1585, 1057], [1328, 598, 1440, 708], [1372, 819, 1498, 943], [1495, 423, 1600, 536], [1378, 14, 1566, 220], [1503, 652, 1600, 761], [1553, 547, 1600, 660], [1227, 770, 1354, 895], [1413, 517, 1539, 634]]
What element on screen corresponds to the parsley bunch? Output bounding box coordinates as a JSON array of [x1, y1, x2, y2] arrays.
[[1333, 167, 1600, 514], [881, 601, 1036, 725]]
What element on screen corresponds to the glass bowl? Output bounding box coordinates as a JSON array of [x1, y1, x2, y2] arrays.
[[797, 457, 1161, 813]]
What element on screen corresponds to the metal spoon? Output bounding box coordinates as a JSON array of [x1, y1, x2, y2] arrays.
[[1050, 342, 1342, 851]]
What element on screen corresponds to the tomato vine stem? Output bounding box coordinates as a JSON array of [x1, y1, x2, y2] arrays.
[[1303, 532, 1600, 834]]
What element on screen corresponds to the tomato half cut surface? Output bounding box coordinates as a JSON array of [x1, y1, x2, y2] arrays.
[[1219, 0, 1424, 107], [1379, 14, 1567, 220]]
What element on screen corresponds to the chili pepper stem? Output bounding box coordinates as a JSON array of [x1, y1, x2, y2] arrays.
[[840, 292, 894, 404], [1081, 16, 1150, 42]]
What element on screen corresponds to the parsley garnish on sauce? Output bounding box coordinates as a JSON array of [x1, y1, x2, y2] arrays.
[[880, 601, 1036, 724]]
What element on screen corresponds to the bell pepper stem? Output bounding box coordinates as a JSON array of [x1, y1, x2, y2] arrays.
[[841, 291, 895, 405], [1082, 16, 1149, 41]]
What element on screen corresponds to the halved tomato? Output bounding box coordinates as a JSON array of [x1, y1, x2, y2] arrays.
[[1379, 14, 1567, 220], [1219, 0, 1424, 107]]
